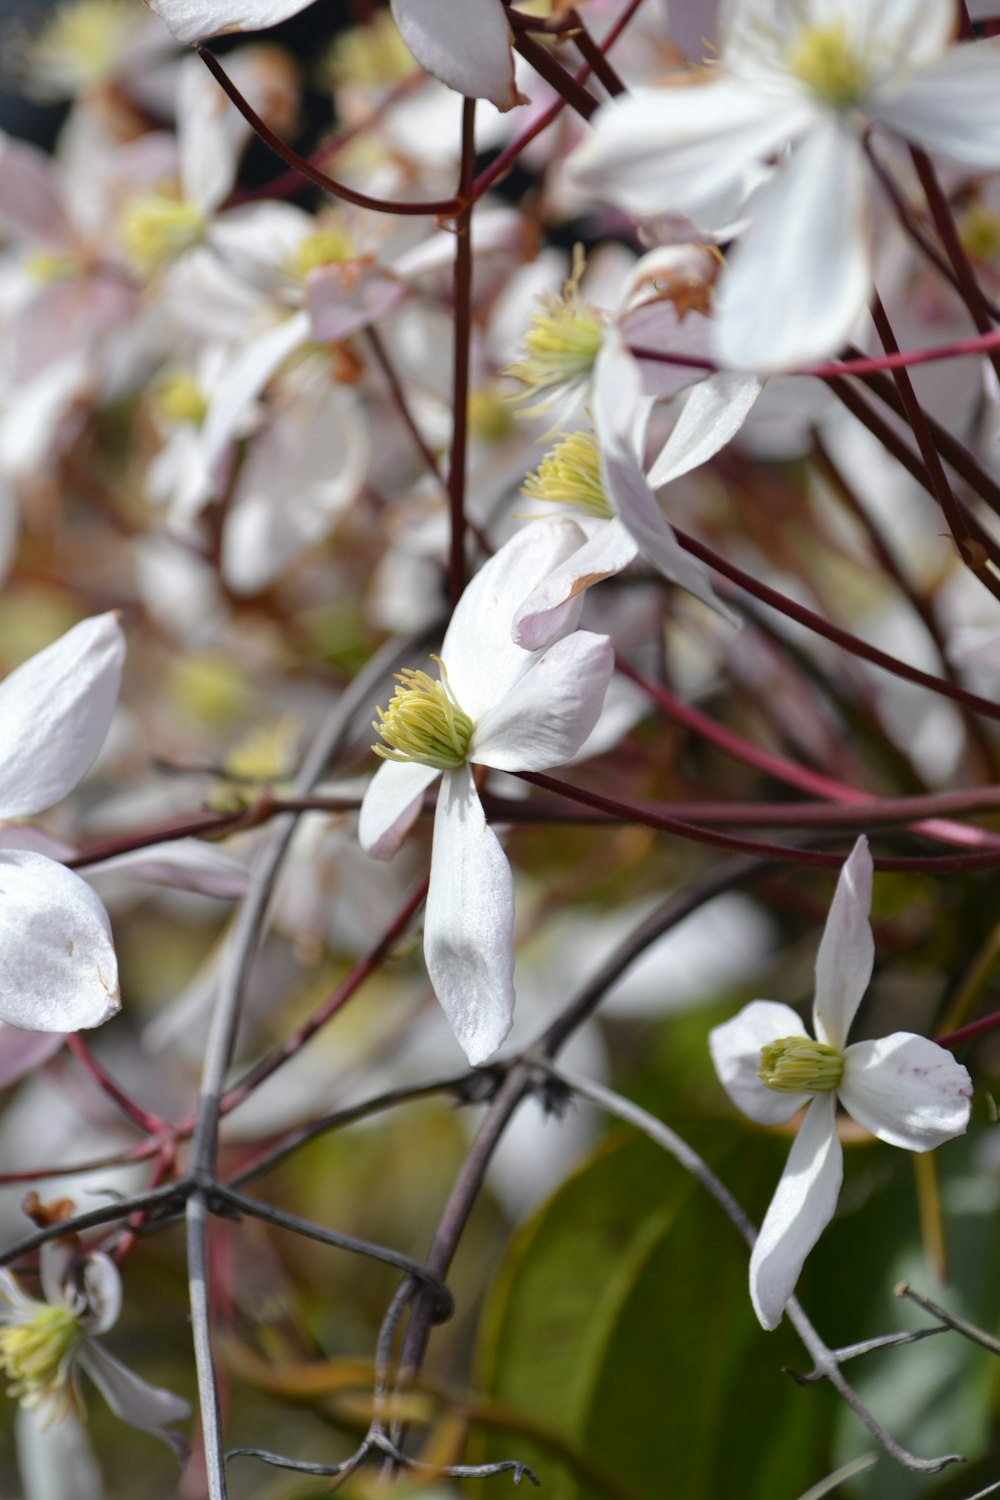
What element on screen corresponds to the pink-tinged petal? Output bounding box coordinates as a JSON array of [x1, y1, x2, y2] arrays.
[[441, 519, 588, 719], [39, 1242, 75, 1307], [839, 1034, 972, 1151], [0, 853, 120, 1032], [621, 299, 713, 403], [0, 613, 124, 820], [646, 371, 762, 487], [716, 122, 871, 372], [391, 0, 523, 111], [85, 841, 251, 900], [709, 999, 812, 1126], [81, 1255, 122, 1336], [222, 383, 368, 594], [812, 837, 873, 1050], [595, 337, 736, 622], [145, 0, 311, 44], [305, 262, 406, 344], [198, 310, 311, 487], [750, 1092, 842, 1330], [569, 81, 810, 218], [0, 1024, 63, 1089], [359, 759, 440, 860], [875, 39, 1000, 168], [472, 630, 614, 772], [424, 767, 514, 1063], [77, 1341, 190, 1459], [0, 134, 73, 250], [512, 519, 638, 651]]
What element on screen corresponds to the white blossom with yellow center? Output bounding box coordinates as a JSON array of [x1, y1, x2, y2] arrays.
[[571, 0, 1000, 371], [709, 838, 973, 1330], [360, 521, 614, 1064], [0, 1243, 190, 1455]]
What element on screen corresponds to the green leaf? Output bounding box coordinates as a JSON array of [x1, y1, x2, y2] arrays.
[[474, 1131, 835, 1499]]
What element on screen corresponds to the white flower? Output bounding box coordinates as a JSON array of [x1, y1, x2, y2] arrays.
[[0, 1242, 190, 1458], [709, 836, 972, 1330], [359, 521, 614, 1064], [0, 613, 124, 1032], [144, 0, 523, 110], [570, 0, 1000, 371]]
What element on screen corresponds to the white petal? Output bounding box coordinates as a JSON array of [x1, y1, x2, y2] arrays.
[[391, 0, 522, 111], [222, 383, 368, 594], [85, 841, 251, 900], [78, 1341, 191, 1459], [441, 519, 588, 720], [176, 53, 249, 214], [0, 134, 72, 250], [305, 263, 406, 344], [197, 310, 311, 488], [709, 1000, 812, 1126], [812, 837, 874, 1050], [512, 519, 638, 650], [359, 759, 439, 860], [81, 1255, 122, 1336], [715, 122, 871, 372], [0, 1024, 63, 1089], [646, 371, 762, 487], [424, 767, 514, 1063], [839, 1034, 972, 1151], [472, 630, 614, 772], [17, 1406, 104, 1500], [0, 614, 124, 820], [750, 1093, 842, 1330], [146, 0, 311, 44], [0, 853, 120, 1032], [875, 39, 1000, 168], [595, 337, 736, 621], [569, 82, 810, 218]]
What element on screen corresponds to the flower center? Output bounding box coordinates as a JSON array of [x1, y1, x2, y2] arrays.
[[119, 195, 204, 278], [0, 1303, 82, 1411], [787, 22, 869, 110], [320, 11, 414, 91], [759, 1035, 843, 1093], [292, 228, 358, 279], [522, 430, 612, 520], [13, 0, 136, 98], [372, 658, 474, 771], [959, 200, 1000, 265], [507, 248, 605, 411], [154, 371, 209, 427]]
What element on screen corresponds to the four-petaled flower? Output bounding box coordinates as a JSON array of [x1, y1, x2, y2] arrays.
[[359, 520, 614, 1063], [570, 0, 1000, 371], [0, 1241, 190, 1458], [709, 837, 972, 1330]]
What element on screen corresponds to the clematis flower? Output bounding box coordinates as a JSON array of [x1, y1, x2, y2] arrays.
[[0, 613, 124, 1033], [145, 0, 523, 111], [359, 520, 614, 1064], [0, 1241, 190, 1458], [709, 837, 972, 1330], [569, 0, 1000, 370]]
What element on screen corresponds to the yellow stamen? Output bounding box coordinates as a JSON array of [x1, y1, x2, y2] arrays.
[[759, 1035, 843, 1094], [372, 657, 473, 771], [787, 22, 869, 110], [154, 371, 209, 427], [119, 195, 204, 278], [11, 0, 137, 99], [0, 1303, 82, 1413], [959, 200, 1000, 265], [468, 388, 515, 445], [522, 429, 612, 519], [25, 251, 78, 284], [506, 247, 605, 412], [292, 228, 358, 279], [319, 11, 413, 92]]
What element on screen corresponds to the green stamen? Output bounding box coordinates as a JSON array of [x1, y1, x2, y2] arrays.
[[759, 1035, 843, 1094]]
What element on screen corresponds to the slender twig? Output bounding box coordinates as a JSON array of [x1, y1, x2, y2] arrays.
[[895, 1283, 1000, 1355], [448, 100, 476, 606]]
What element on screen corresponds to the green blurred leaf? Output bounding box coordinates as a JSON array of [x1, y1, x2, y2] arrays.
[[475, 1132, 834, 1500]]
